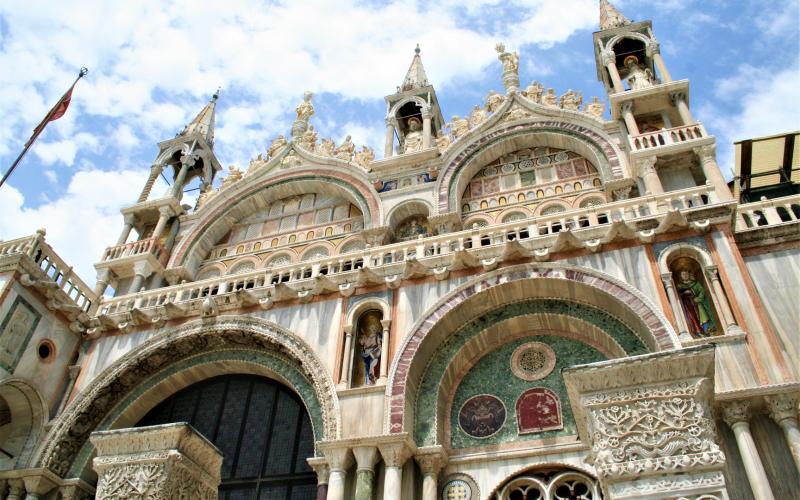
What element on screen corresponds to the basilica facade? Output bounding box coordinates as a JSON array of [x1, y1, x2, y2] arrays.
[[1, 2, 799, 499]]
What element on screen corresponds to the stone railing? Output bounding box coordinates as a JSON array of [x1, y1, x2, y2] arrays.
[[94, 185, 726, 322], [629, 123, 708, 152], [101, 237, 169, 267], [735, 194, 800, 231], [0, 231, 96, 314]]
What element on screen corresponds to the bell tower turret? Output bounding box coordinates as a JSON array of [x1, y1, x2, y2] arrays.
[[93, 91, 223, 297], [383, 45, 445, 158], [592, 1, 732, 201]]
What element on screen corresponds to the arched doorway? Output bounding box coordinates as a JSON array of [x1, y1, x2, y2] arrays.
[[136, 374, 317, 500], [494, 467, 601, 500]]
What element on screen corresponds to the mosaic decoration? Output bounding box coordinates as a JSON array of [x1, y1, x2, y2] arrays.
[[395, 215, 433, 241], [458, 394, 506, 438], [440, 474, 479, 500], [510, 342, 556, 381], [0, 296, 41, 372], [516, 388, 563, 434]]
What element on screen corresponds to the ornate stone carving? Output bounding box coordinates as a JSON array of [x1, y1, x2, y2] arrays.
[[495, 42, 520, 91], [266, 134, 287, 158], [559, 89, 582, 110], [436, 133, 452, 153], [317, 138, 335, 157], [38, 317, 340, 477], [467, 105, 488, 129], [608, 471, 726, 499], [219, 165, 243, 190], [523, 80, 544, 102], [354, 146, 375, 169], [765, 394, 799, 423], [298, 125, 318, 152], [485, 90, 505, 113], [447, 116, 470, 139], [542, 88, 557, 107], [587, 379, 725, 478], [334, 135, 355, 161], [583, 96, 606, 119], [721, 400, 750, 427]]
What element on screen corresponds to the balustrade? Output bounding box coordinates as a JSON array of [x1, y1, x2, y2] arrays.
[[629, 123, 708, 152], [736, 194, 800, 230], [101, 237, 168, 267]]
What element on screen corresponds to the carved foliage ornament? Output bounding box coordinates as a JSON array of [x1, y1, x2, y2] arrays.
[[39, 318, 339, 477], [586, 379, 724, 478]]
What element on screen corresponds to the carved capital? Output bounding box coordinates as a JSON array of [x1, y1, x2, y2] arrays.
[[660, 272, 675, 287], [385, 116, 398, 128], [703, 265, 720, 283], [132, 260, 154, 278], [158, 206, 174, 218], [722, 400, 751, 427], [635, 157, 658, 177], [765, 394, 799, 424], [601, 49, 616, 67], [7, 479, 25, 497], [122, 213, 137, 225], [319, 444, 353, 472], [380, 319, 392, 330], [414, 445, 448, 475], [307, 457, 331, 485], [378, 437, 415, 468], [420, 107, 433, 119], [694, 144, 716, 160], [352, 446, 380, 471], [620, 101, 634, 114], [669, 91, 687, 106]]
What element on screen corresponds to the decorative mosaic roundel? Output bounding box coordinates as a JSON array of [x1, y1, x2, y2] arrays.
[[442, 479, 471, 499], [511, 342, 557, 381], [458, 394, 507, 438]]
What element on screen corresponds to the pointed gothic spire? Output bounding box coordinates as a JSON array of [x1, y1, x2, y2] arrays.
[[182, 89, 219, 146], [599, 0, 631, 30], [400, 44, 430, 92]]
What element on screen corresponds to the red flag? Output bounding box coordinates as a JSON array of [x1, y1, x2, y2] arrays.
[[25, 69, 86, 147]]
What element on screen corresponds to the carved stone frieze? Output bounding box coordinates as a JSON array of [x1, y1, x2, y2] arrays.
[[608, 471, 726, 499]]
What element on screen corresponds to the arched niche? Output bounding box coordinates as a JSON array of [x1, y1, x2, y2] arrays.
[[385, 263, 677, 436], [657, 243, 742, 339], [490, 466, 601, 500], [340, 298, 391, 388], [0, 379, 48, 470], [386, 200, 434, 242], [436, 121, 627, 215], [33, 317, 340, 482], [169, 168, 382, 277]]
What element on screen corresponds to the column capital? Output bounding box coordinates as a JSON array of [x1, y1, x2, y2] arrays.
[[307, 457, 331, 485], [122, 213, 136, 225], [420, 107, 433, 120], [158, 205, 174, 218], [703, 265, 720, 282], [352, 446, 380, 472], [377, 434, 416, 467], [7, 479, 25, 497], [385, 116, 398, 128], [694, 143, 716, 159], [414, 445, 448, 475], [600, 49, 616, 67], [620, 101, 634, 114], [343, 325, 354, 336], [766, 394, 799, 424], [722, 400, 752, 427], [319, 443, 354, 472], [380, 319, 392, 330], [660, 272, 675, 286], [635, 156, 658, 176], [669, 90, 687, 105], [132, 260, 154, 278], [646, 40, 661, 56]]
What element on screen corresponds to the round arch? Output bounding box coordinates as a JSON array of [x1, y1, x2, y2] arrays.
[[0, 378, 48, 470], [385, 263, 677, 435], [489, 464, 601, 500], [435, 121, 627, 215], [169, 167, 382, 276], [34, 316, 340, 479]]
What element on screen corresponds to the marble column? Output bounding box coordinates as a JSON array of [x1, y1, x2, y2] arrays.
[[6, 480, 25, 500], [379, 439, 413, 500], [670, 91, 693, 125], [421, 109, 432, 150], [704, 266, 743, 334], [0, 480, 7, 500], [620, 102, 640, 136], [339, 326, 354, 388], [694, 144, 733, 201], [415, 446, 448, 500], [352, 446, 379, 500], [637, 157, 663, 196], [647, 42, 672, 83], [384, 117, 397, 158], [722, 401, 776, 500], [321, 446, 352, 500], [601, 50, 625, 93], [170, 159, 192, 199], [150, 206, 173, 242], [91, 423, 223, 500], [378, 319, 391, 383], [765, 394, 800, 474], [129, 261, 153, 294], [116, 214, 136, 246], [93, 268, 112, 298], [307, 457, 330, 500], [138, 164, 163, 203], [661, 273, 691, 339]]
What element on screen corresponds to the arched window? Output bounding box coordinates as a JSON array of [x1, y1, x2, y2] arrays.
[[494, 468, 600, 500], [137, 375, 317, 499]]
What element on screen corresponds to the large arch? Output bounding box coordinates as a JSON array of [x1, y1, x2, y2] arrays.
[[0, 378, 48, 470], [385, 263, 677, 435], [169, 165, 383, 275], [33, 316, 339, 481], [435, 115, 627, 215]]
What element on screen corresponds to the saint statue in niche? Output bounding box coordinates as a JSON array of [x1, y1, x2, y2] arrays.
[[354, 310, 383, 386], [623, 55, 656, 91], [395, 215, 432, 241], [672, 258, 717, 337], [402, 116, 424, 154]]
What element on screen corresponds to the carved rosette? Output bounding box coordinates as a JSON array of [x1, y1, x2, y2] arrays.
[[586, 379, 725, 479]]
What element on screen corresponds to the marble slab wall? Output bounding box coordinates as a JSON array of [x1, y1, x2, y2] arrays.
[[565, 246, 660, 306]]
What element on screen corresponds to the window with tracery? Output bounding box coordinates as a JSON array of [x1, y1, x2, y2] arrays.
[[136, 375, 317, 500], [495, 470, 600, 500]]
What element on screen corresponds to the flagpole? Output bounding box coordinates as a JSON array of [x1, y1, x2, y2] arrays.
[[0, 67, 88, 188]]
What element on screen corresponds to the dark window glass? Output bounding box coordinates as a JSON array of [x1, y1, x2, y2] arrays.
[[137, 375, 316, 499]]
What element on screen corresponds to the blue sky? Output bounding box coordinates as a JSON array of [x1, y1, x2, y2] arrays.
[[0, 0, 798, 281]]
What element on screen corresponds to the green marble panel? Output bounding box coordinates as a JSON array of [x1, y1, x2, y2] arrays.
[[414, 298, 646, 446], [450, 335, 606, 449]]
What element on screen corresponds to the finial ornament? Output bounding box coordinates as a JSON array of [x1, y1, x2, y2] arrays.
[[599, 0, 632, 30], [495, 42, 520, 93], [415, 43, 421, 55]]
